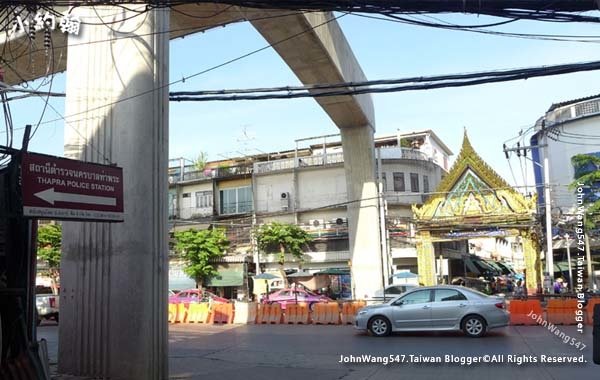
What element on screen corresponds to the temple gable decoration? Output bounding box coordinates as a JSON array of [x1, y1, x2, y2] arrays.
[[413, 131, 536, 224]]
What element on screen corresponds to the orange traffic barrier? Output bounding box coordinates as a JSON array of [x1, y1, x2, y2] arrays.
[[283, 303, 310, 324], [547, 299, 578, 325], [168, 303, 178, 323], [585, 298, 600, 326], [256, 303, 282, 324], [188, 303, 210, 323], [509, 300, 543, 325], [210, 303, 234, 324], [175, 303, 188, 323], [341, 301, 366, 325], [312, 303, 340, 325]]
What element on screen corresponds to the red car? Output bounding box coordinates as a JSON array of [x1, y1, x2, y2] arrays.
[[262, 288, 331, 310], [168, 289, 229, 304]]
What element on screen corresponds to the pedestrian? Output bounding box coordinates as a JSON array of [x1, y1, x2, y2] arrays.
[[553, 279, 562, 294], [515, 280, 524, 299], [507, 279, 514, 294]]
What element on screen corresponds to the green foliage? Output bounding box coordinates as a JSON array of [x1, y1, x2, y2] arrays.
[[399, 138, 412, 148], [255, 222, 312, 266], [193, 152, 208, 171], [174, 228, 229, 287], [37, 224, 62, 291], [37, 224, 61, 269]]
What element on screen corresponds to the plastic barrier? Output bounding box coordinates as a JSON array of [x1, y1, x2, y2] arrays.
[[340, 301, 366, 325], [233, 302, 258, 324], [168, 303, 178, 323], [585, 298, 600, 326], [210, 303, 234, 324], [508, 300, 543, 325], [187, 303, 210, 324], [312, 303, 340, 325], [283, 303, 310, 324], [546, 299, 578, 325], [175, 303, 188, 323], [256, 303, 283, 324]]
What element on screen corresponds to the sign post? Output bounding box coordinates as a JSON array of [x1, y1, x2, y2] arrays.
[[21, 152, 124, 222]]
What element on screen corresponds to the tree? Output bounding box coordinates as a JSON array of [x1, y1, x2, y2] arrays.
[[570, 154, 600, 230], [193, 152, 208, 171], [174, 228, 229, 288], [255, 222, 312, 267], [37, 224, 61, 294]]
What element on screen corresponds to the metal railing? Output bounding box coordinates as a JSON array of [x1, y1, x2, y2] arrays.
[[254, 152, 345, 174], [378, 147, 429, 161]]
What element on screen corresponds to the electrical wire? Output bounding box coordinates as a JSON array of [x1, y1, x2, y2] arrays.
[[30, 12, 346, 128], [168, 60, 600, 102]]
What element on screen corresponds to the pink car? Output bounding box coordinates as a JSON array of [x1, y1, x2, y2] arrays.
[[263, 288, 331, 310], [169, 289, 229, 304]]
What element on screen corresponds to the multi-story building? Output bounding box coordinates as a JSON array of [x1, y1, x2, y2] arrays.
[[531, 94, 600, 289], [167, 130, 452, 298]]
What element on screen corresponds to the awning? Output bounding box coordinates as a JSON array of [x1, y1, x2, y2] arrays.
[[314, 268, 350, 275], [205, 263, 245, 287]]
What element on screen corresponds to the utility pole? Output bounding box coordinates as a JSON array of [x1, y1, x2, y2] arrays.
[[503, 142, 553, 286], [565, 234, 573, 291]]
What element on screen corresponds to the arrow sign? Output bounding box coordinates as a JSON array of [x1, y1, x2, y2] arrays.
[[34, 188, 117, 206]]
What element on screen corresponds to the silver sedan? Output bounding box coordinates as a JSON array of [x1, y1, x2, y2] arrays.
[[355, 285, 509, 338]]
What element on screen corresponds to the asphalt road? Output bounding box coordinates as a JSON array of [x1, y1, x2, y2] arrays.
[[38, 322, 598, 380]]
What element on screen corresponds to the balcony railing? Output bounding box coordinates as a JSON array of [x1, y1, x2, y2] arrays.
[[169, 164, 253, 184], [383, 192, 428, 205], [378, 147, 429, 161], [254, 152, 345, 174]]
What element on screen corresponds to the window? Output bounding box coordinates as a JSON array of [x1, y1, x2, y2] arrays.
[[182, 193, 191, 198], [381, 172, 387, 191], [434, 289, 466, 302], [195, 191, 213, 208], [393, 172, 405, 192], [423, 175, 429, 195], [398, 290, 431, 305], [410, 173, 419, 192], [220, 186, 253, 214]]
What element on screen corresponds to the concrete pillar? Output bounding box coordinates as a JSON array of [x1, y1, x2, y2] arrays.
[[59, 6, 169, 379], [521, 230, 541, 294], [341, 126, 383, 299], [416, 231, 436, 286]]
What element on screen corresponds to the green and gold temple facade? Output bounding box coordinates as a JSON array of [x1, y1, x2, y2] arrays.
[[412, 132, 540, 292]]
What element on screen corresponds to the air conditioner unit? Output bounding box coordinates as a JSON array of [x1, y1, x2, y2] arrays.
[[331, 217, 347, 226], [280, 192, 290, 210], [309, 219, 324, 229]]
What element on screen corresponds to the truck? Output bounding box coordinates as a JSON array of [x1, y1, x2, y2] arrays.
[[35, 285, 59, 325]]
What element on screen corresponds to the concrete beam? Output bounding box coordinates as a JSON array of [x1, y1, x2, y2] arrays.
[[0, 4, 242, 85], [247, 10, 375, 130]]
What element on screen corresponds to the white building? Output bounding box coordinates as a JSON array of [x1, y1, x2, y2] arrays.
[[531, 94, 600, 216], [168, 131, 453, 297]]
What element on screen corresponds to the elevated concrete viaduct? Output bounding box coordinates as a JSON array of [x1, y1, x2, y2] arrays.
[[0, 4, 382, 378]]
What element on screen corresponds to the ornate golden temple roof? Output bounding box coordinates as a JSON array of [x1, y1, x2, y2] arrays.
[[412, 130, 536, 223]]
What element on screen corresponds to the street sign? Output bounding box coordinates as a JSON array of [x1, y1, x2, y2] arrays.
[[21, 152, 124, 222]]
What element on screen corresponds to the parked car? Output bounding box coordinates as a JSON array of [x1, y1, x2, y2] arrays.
[[168, 289, 229, 304], [369, 284, 417, 302], [263, 288, 331, 310], [36, 285, 59, 325], [355, 285, 509, 338]]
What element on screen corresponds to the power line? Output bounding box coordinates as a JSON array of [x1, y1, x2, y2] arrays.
[[169, 60, 600, 102], [30, 12, 346, 128]]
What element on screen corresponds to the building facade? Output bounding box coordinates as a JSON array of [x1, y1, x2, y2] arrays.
[[168, 130, 452, 298]]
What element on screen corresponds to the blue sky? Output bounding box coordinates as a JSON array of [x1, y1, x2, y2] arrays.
[[6, 11, 600, 193]]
